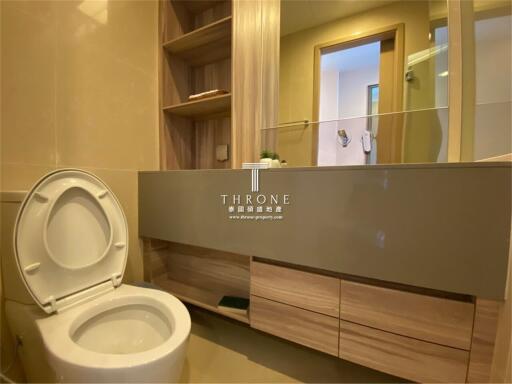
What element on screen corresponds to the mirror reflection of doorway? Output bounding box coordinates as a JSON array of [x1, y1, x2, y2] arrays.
[[318, 41, 380, 166], [314, 25, 404, 166]]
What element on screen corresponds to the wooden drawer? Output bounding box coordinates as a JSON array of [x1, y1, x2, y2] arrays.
[[339, 279, 474, 349], [339, 320, 470, 383], [251, 261, 340, 317], [250, 295, 339, 356]]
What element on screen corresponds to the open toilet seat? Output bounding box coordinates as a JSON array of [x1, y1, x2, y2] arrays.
[[14, 169, 128, 313]]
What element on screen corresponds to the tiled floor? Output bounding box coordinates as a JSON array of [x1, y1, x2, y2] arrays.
[[180, 306, 404, 383]]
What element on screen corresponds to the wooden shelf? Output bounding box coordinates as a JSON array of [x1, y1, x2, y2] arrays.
[[160, 0, 237, 170], [163, 16, 232, 66], [163, 93, 231, 119], [154, 276, 249, 324]]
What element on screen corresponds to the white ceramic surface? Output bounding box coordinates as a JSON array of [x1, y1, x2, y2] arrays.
[[271, 159, 281, 168], [259, 158, 273, 167], [4, 169, 191, 383], [37, 284, 190, 383], [14, 169, 128, 313], [5, 301, 57, 382]]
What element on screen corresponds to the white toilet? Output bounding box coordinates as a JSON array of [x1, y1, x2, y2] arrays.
[[3, 169, 191, 383]]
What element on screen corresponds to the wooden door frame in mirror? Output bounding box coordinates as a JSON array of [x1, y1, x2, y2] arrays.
[[311, 24, 405, 166]]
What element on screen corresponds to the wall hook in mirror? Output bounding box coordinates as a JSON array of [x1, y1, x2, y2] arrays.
[[405, 69, 415, 82], [337, 129, 351, 147]]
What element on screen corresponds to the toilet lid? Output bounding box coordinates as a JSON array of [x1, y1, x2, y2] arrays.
[[14, 169, 128, 313]]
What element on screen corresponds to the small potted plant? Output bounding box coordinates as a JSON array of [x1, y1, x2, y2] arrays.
[[260, 149, 274, 167], [260, 150, 282, 168]]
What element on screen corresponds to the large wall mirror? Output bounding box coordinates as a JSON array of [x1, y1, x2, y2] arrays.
[[263, 0, 511, 167]]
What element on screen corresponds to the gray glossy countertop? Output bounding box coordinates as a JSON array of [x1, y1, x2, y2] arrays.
[[139, 162, 511, 300]]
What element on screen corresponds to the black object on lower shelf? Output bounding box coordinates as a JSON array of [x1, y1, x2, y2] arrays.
[[217, 296, 249, 315]]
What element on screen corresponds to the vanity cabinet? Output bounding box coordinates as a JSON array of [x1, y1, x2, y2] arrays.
[[250, 296, 339, 356], [251, 260, 339, 317], [142, 242, 501, 383], [250, 261, 340, 356], [140, 164, 510, 382], [250, 260, 480, 383], [339, 279, 474, 350], [338, 320, 470, 383]]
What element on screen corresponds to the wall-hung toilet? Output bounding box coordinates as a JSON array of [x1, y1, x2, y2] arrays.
[[3, 169, 191, 383]]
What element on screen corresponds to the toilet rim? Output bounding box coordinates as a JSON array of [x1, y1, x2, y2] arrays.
[[37, 286, 191, 368]]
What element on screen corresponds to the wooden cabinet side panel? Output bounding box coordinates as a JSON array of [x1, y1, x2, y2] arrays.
[[260, 0, 280, 152], [251, 261, 340, 317], [339, 279, 474, 350], [339, 320, 470, 383], [231, 0, 262, 167], [467, 299, 501, 383], [231, 0, 279, 166], [250, 295, 339, 356]]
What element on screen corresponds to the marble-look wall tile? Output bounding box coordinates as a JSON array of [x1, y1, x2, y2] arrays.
[[55, 0, 159, 171], [1, 163, 56, 190], [1, 0, 159, 285], [55, 40, 158, 170], [1, 1, 57, 166]]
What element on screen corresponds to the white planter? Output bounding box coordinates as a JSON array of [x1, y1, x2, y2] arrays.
[[260, 158, 273, 167], [271, 159, 281, 168]]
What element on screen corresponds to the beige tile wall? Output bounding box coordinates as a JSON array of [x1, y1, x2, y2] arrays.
[[0, 0, 159, 282]]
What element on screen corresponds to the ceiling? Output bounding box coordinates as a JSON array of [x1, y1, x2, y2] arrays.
[[475, 14, 512, 42], [321, 41, 380, 72], [280, 0, 397, 37]]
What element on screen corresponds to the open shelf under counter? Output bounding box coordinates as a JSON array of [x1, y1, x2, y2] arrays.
[[163, 16, 232, 66], [163, 93, 231, 119], [154, 276, 249, 324]]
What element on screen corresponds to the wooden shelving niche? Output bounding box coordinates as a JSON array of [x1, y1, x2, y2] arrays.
[[160, 0, 233, 170], [154, 0, 280, 327], [162, 16, 232, 66], [144, 239, 250, 324]]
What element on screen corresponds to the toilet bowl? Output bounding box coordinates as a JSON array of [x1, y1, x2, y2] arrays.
[[37, 284, 189, 382], [7, 169, 191, 383]]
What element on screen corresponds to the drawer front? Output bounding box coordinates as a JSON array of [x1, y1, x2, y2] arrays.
[[339, 280, 474, 349], [251, 261, 340, 317], [250, 295, 339, 356], [339, 320, 470, 383]]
